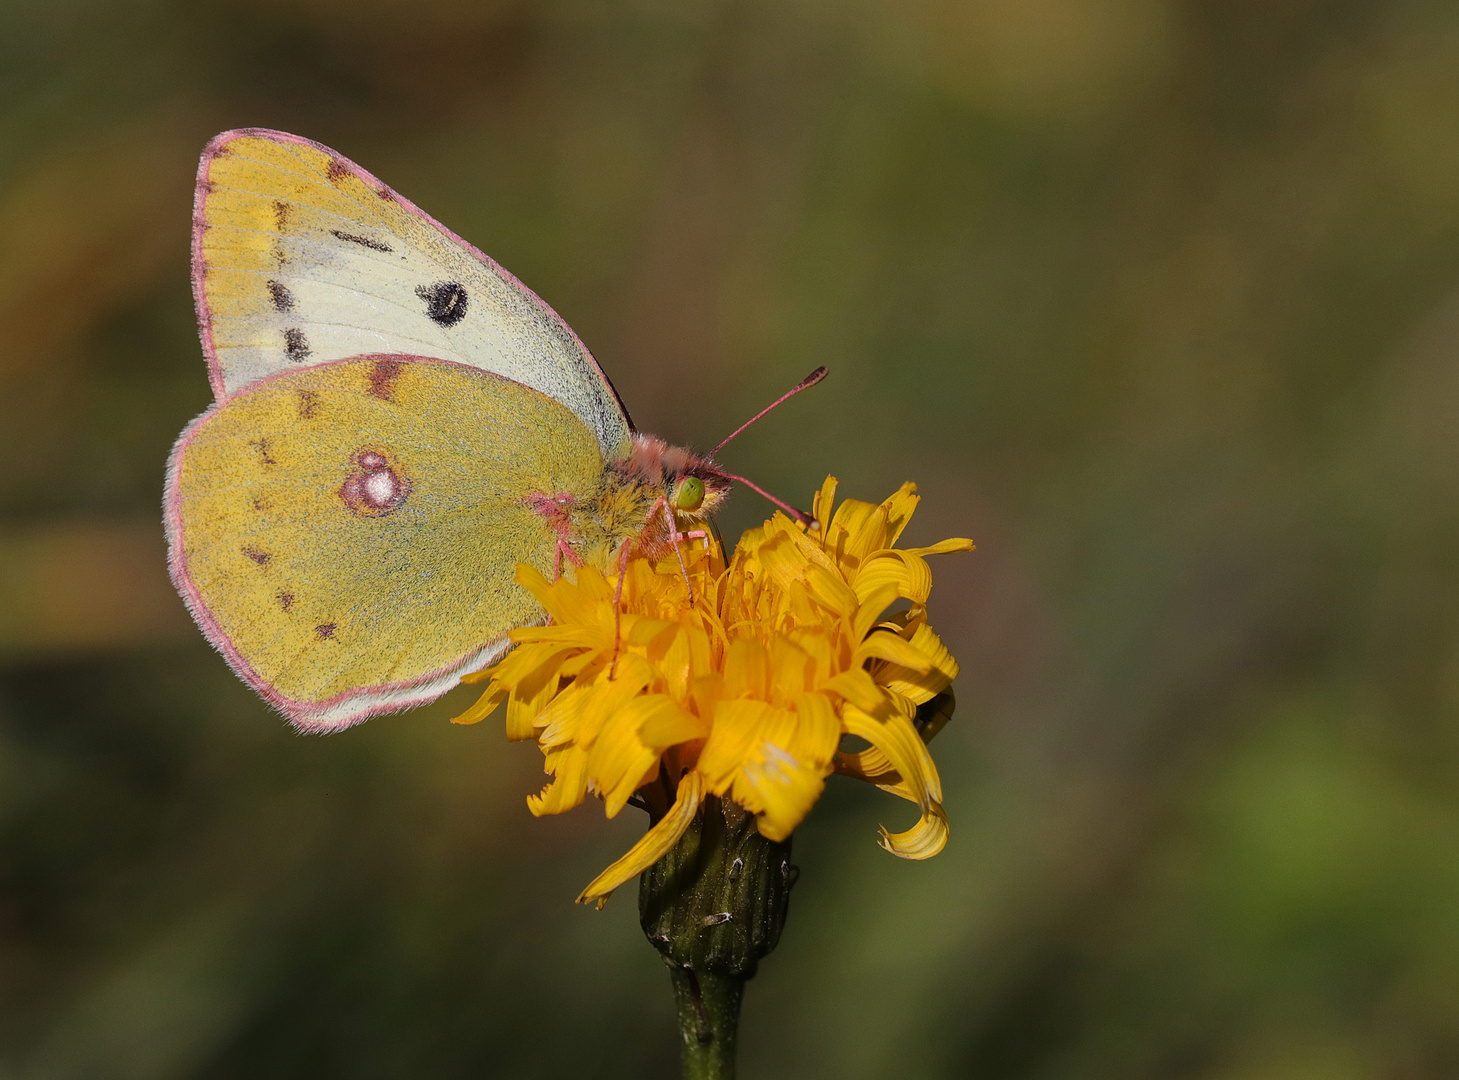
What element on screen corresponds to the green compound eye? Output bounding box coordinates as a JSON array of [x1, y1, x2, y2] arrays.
[[673, 476, 706, 512]]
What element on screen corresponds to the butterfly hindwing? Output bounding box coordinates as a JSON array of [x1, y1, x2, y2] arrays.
[[193, 128, 633, 461], [165, 355, 608, 730]]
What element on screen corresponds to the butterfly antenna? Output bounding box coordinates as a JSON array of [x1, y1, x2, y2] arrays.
[[709, 366, 827, 457], [712, 469, 815, 527]]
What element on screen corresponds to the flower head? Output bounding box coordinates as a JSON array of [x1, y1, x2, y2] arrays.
[[456, 477, 973, 905]]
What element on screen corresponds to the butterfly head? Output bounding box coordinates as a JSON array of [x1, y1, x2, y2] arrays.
[[620, 434, 731, 528]]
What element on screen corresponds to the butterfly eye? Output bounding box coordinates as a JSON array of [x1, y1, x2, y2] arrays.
[[672, 476, 706, 512]]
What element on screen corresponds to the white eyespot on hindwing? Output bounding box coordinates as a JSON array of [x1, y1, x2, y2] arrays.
[[339, 448, 410, 517]]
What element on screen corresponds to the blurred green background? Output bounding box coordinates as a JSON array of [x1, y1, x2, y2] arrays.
[[4, 1, 1459, 1077]]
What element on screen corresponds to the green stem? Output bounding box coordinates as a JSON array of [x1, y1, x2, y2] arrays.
[[639, 793, 796, 1080], [669, 968, 743, 1080]]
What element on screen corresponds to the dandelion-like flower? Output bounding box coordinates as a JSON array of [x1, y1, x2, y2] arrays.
[[455, 477, 973, 905]]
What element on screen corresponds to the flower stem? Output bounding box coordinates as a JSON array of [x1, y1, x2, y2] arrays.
[[640, 793, 796, 1080], [668, 967, 743, 1080]]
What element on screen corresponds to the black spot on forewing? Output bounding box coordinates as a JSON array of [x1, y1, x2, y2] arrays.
[[277, 590, 295, 611], [415, 281, 468, 327], [241, 545, 269, 565], [267, 280, 295, 312], [249, 439, 278, 467], [297, 390, 320, 419], [326, 161, 349, 183], [283, 328, 311, 362], [315, 623, 337, 640], [330, 230, 393, 253]]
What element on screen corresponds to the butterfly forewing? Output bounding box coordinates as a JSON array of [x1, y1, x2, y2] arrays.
[[194, 129, 633, 461]]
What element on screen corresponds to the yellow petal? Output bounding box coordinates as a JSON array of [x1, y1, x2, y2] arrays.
[[578, 770, 704, 907], [879, 800, 948, 859], [824, 668, 886, 713], [787, 692, 842, 774], [533, 680, 595, 748], [842, 703, 943, 806], [504, 651, 579, 740], [768, 636, 814, 704], [723, 637, 770, 701], [527, 744, 590, 816], [712, 700, 834, 841], [854, 629, 934, 673], [877, 622, 959, 705], [852, 584, 903, 641], [902, 537, 975, 558], [827, 497, 879, 556], [637, 694, 711, 748], [854, 550, 932, 606], [879, 482, 921, 548], [698, 698, 776, 792], [804, 564, 859, 619], [842, 503, 890, 567], [451, 684, 505, 725], [588, 701, 664, 819], [812, 476, 838, 535], [736, 743, 825, 842]]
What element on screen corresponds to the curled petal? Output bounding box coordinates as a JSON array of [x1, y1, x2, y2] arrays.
[[578, 770, 704, 908], [842, 703, 943, 806], [854, 628, 935, 673], [855, 551, 932, 606], [852, 584, 902, 642], [769, 513, 842, 578], [877, 622, 959, 705], [879, 799, 948, 860]]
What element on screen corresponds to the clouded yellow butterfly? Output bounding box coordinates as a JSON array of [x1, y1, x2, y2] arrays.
[[165, 129, 747, 730]]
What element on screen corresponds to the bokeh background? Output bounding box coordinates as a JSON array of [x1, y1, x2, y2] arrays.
[[4, 1, 1459, 1076]]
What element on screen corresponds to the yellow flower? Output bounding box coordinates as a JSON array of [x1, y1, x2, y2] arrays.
[[454, 477, 973, 905]]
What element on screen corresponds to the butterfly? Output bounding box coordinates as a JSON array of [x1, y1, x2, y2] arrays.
[[165, 129, 818, 731]]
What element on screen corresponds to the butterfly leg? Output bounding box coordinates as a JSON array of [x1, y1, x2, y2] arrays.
[[660, 499, 696, 609], [526, 492, 584, 581], [609, 537, 633, 678]]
